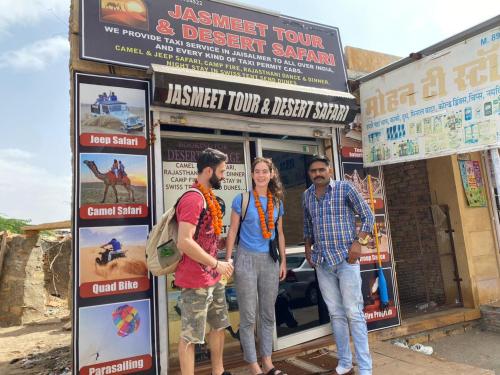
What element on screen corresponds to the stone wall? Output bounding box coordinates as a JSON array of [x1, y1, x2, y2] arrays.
[[0, 234, 43, 326], [0, 234, 72, 327], [383, 160, 447, 310]]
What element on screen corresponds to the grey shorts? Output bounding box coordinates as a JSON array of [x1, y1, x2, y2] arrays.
[[179, 282, 230, 344]]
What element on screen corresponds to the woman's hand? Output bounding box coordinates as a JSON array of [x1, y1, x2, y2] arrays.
[[279, 261, 287, 281]]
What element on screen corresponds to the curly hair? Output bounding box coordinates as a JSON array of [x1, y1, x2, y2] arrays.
[[251, 157, 284, 203]]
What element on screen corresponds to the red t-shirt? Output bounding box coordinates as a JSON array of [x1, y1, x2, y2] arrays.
[[174, 190, 221, 288]]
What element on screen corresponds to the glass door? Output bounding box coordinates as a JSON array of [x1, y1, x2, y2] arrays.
[[257, 139, 333, 350]]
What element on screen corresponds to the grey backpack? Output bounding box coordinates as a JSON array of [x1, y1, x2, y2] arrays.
[[146, 188, 206, 276]]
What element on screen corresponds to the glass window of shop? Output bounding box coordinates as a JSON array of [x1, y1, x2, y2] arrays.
[[161, 137, 249, 366]]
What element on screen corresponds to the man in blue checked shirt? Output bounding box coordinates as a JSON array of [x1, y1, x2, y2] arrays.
[[303, 155, 374, 375]]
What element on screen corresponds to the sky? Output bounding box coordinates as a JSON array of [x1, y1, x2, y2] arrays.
[[0, 0, 498, 224]]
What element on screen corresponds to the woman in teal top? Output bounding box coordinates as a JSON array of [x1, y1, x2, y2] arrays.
[[226, 157, 287, 375]]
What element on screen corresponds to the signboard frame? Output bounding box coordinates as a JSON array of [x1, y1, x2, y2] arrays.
[[360, 26, 500, 167], [72, 72, 159, 375]]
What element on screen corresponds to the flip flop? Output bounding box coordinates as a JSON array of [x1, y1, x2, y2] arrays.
[[265, 368, 287, 375]]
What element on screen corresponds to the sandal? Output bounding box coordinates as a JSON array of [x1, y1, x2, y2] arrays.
[[265, 368, 287, 375]]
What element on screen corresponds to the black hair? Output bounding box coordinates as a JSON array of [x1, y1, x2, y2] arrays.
[[307, 155, 330, 169], [196, 148, 228, 173]]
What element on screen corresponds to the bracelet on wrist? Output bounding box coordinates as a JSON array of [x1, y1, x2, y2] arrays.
[[214, 259, 219, 269]]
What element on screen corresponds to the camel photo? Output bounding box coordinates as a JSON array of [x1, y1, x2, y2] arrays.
[[83, 160, 135, 203]]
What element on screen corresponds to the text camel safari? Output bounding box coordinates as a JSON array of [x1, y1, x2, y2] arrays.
[[83, 160, 135, 203]]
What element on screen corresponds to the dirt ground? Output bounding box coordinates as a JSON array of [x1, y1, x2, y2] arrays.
[[430, 327, 500, 374], [0, 321, 71, 375], [1, 321, 497, 374]]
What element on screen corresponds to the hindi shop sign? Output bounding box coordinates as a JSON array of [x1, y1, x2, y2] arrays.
[[80, 0, 349, 92], [152, 67, 357, 124], [360, 26, 500, 167]]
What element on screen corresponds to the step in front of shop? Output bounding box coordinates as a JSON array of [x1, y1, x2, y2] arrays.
[[480, 301, 500, 333], [170, 308, 481, 374]]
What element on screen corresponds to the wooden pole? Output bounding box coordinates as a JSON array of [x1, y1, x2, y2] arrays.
[[0, 231, 9, 280]]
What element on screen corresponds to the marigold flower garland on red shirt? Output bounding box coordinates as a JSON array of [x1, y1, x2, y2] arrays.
[[195, 181, 223, 236], [252, 189, 275, 239]]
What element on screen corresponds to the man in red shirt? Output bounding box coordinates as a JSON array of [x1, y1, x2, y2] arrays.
[[176, 148, 234, 375]]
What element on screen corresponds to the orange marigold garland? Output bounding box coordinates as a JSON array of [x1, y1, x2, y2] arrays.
[[195, 182, 223, 236], [252, 189, 275, 239]]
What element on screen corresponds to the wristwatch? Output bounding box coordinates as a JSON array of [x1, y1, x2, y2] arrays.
[[357, 234, 371, 246]]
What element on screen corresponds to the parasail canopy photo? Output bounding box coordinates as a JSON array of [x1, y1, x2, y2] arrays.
[[78, 300, 152, 372]]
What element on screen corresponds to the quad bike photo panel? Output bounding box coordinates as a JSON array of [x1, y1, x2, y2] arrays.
[[79, 225, 150, 298]]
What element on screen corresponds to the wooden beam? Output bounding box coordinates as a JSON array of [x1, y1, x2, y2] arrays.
[[22, 220, 71, 233]]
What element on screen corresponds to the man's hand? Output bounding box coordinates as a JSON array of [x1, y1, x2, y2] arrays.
[[217, 237, 226, 250], [216, 260, 234, 278], [305, 248, 315, 267], [348, 241, 362, 264]]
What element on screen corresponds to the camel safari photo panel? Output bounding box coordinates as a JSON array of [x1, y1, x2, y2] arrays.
[[79, 152, 149, 219], [78, 225, 150, 298], [73, 72, 158, 374]]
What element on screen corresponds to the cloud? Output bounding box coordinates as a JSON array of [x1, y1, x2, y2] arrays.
[[428, 2, 500, 37], [0, 0, 69, 36], [0, 148, 34, 160], [0, 147, 71, 224], [0, 36, 69, 70]]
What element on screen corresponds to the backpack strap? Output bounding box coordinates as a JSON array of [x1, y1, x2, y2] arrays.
[[236, 192, 250, 245], [175, 188, 207, 240], [241, 192, 250, 222]]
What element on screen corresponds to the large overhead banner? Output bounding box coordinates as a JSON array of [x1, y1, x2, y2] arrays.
[[80, 0, 349, 92], [360, 27, 500, 167]]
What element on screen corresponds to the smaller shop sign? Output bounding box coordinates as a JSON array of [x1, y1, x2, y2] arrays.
[[152, 66, 357, 124], [361, 26, 500, 167], [459, 160, 487, 207]]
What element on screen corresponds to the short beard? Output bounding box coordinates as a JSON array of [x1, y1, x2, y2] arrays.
[[209, 173, 222, 190]]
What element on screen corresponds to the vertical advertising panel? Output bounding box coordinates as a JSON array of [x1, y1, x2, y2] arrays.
[[73, 73, 158, 374], [338, 116, 401, 331]]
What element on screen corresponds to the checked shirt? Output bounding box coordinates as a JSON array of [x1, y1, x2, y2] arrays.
[[303, 179, 375, 267]]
